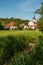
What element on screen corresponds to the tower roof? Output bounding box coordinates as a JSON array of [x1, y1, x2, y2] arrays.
[[31, 15, 36, 23], [33, 15, 36, 20]]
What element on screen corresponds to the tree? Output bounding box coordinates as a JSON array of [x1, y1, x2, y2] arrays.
[[37, 16, 43, 32], [35, 2, 43, 15], [35, 2, 43, 32], [0, 20, 5, 30]]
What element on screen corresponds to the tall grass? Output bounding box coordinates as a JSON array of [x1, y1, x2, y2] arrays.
[[9, 36, 43, 65], [0, 35, 30, 64], [0, 30, 42, 37], [0, 30, 43, 65]]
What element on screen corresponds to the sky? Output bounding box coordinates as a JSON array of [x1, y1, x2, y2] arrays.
[[0, 0, 43, 20]]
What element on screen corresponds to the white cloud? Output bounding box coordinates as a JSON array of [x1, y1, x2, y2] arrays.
[[18, 0, 37, 12]]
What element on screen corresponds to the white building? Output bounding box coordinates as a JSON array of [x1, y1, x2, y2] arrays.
[[28, 16, 37, 29]]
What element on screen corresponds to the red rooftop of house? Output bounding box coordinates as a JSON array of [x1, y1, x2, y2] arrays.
[[6, 22, 14, 27]]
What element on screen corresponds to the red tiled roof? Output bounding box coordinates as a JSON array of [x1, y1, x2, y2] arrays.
[[6, 22, 14, 27]]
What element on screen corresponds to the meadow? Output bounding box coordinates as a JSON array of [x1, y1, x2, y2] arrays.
[[0, 30, 43, 65], [0, 30, 42, 37]]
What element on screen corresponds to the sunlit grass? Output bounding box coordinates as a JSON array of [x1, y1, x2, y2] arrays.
[[0, 30, 42, 38]]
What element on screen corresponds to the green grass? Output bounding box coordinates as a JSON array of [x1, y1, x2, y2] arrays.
[[0, 30, 43, 65], [0, 30, 42, 37]]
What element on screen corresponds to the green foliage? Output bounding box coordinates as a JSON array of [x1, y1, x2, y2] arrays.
[[0, 23, 5, 30], [9, 36, 43, 65], [0, 18, 30, 28], [33, 36, 43, 65], [0, 35, 30, 64], [35, 2, 43, 32], [35, 2, 43, 15], [0, 30, 43, 65], [37, 16, 43, 32], [10, 54, 33, 65]]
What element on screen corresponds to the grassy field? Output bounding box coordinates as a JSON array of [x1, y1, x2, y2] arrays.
[[0, 30, 43, 65], [0, 30, 42, 37]]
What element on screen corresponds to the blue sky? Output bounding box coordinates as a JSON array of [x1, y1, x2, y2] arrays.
[[0, 0, 43, 20]]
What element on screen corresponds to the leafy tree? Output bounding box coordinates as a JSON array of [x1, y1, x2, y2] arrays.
[[0, 21, 5, 30], [35, 2, 43, 15], [37, 16, 43, 32], [35, 2, 43, 32]]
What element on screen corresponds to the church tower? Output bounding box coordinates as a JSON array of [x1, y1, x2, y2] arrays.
[[32, 15, 36, 23]]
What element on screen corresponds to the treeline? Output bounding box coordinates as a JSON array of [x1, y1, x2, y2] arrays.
[[0, 17, 29, 26]]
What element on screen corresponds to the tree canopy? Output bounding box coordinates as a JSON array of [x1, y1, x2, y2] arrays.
[[35, 2, 43, 15], [35, 2, 43, 32]]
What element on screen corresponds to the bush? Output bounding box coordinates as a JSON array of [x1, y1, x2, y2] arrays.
[[0, 25, 5, 30]]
